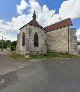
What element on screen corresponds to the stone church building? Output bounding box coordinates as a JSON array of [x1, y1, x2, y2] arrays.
[[16, 11, 78, 55]]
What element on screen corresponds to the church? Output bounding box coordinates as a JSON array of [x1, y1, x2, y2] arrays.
[[16, 11, 78, 55]]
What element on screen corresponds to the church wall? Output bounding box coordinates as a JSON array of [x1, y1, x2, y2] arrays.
[[46, 26, 69, 53], [18, 24, 47, 55], [17, 23, 78, 55], [16, 33, 20, 54], [27, 25, 47, 54], [78, 45, 80, 54], [69, 28, 78, 55], [19, 26, 28, 55]]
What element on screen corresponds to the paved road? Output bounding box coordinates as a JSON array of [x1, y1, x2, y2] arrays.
[[0, 50, 27, 75], [0, 57, 80, 92]]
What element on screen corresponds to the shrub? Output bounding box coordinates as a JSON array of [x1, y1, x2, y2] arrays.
[[11, 46, 15, 51]]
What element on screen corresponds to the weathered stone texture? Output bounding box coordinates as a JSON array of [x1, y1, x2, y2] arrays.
[[16, 33, 20, 54], [17, 24, 47, 55], [27, 25, 47, 54], [78, 45, 80, 54], [46, 27, 69, 53], [69, 28, 78, 55], [17, 25, 78, 55]]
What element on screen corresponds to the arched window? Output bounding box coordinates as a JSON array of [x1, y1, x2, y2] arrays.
[[22, 32, 25, 46], [34, 33, 38, 47]]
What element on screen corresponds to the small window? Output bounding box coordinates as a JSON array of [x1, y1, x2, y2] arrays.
[[34, 33, 38, 47], [22, 32, 25, 46]]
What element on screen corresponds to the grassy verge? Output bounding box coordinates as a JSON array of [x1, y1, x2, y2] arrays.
[[11, 51, 79, 60], [30, 52, 79, 60], [11, 52, 26, 60]]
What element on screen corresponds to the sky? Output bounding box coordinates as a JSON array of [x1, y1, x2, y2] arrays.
[[0, 0, 80, 41]]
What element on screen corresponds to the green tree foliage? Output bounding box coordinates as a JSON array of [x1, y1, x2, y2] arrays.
[[0, 40, 17, 51], [11, 41, 17, 51], [11, 41, 17, 47]]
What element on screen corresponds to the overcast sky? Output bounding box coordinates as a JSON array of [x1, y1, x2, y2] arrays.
[[0, 0, 80, 41]]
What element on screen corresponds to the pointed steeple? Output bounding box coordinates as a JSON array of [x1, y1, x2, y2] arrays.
[[33, 10, 36, 20]]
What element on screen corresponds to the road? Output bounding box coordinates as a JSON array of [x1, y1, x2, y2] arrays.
[[0, 51, 80, 92], [0, 50, 27, 75]]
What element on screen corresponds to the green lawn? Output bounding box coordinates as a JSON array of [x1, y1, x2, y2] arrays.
[[11, 51, 79, 60], [30, 52, 78, 59], [11, 52, 26, 60]]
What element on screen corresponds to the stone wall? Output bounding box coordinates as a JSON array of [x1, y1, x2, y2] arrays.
[[78, 45, 80, 54], [27, 25, 47, 54], [69, 28, 78, 55], [17, 24, 47, 55], [46, 26, 78, 55], [46, 26, 69, 53], [16, 33, 20, 54], [17, 24, 78, 55], [17, 26, 28, 55]]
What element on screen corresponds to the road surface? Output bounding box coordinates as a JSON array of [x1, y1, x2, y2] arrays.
[[0, 50, 80, 92]]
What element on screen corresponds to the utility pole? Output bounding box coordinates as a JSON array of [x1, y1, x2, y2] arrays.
[[2, 36, 3, 52]]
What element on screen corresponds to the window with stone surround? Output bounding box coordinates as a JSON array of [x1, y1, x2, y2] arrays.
[[34, 33, 38, 47], [22, 32, 25, 46]]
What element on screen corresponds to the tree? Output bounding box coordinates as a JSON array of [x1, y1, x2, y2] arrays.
[[11, 41, 17, 51]]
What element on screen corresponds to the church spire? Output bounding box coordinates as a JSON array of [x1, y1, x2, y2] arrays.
[[33, 10, 36, 20]]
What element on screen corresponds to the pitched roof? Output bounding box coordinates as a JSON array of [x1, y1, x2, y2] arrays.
[[28, 19, 42, 28], [19, 19, 44, 30], [44, 18, 73, 32]]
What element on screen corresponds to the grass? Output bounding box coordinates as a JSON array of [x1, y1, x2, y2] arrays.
[[30, 52, 78, 60], [11, 51, 26, 60], [11, 51, 79, 60]]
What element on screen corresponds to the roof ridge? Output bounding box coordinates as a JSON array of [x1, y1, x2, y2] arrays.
[[44, 18, 72, 32], [19, 19, 45, 30], [44, 18, 71, 28]]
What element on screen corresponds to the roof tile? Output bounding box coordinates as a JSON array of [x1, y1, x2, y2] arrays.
[[44, 18, 72, 32]]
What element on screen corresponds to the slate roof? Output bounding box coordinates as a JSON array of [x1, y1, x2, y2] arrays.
[[28, 19, 42, 28], [44, 18, 73, 32], [19, 17, 72, 32], [19, 19, 44, 30]]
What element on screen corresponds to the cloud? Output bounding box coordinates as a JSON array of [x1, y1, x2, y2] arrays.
[[0, 20, 18, 41], [76, 28, 80, 41], [0, 0, 80, 41], [0, 0, 60, 41], [59, 0, 80, 41], [16, 0, 60, 27], [16, 0, 29, 15], [11, 14, 32, 30], [59, 0, 80, 19]]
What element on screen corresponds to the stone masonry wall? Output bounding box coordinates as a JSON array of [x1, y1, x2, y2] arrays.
[[78, 45, 80, 54], [46, 26, 69, 53], [17, 24, 78, 55], [69, 28, 78, 55], [19, 27, 27, 55], [17, 24, 47, 55], [27, 25, 47, 54], [16, 33, 20, 54]]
